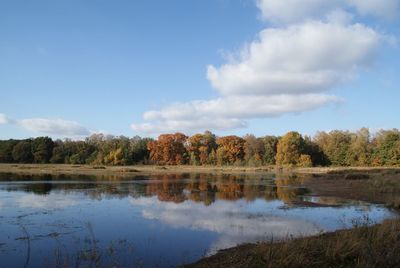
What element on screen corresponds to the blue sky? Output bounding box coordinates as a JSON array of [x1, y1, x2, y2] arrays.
[[0, 0, 399, 139]]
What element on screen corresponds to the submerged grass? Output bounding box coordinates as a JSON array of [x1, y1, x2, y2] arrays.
[[299, 170, 400, 209], [186, 218, 400, 268]]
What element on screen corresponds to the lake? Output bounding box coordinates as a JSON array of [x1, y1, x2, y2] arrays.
[[0, 173, 396, 267]]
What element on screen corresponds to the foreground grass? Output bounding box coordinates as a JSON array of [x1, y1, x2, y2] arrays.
[[185, 218, 400, 268]]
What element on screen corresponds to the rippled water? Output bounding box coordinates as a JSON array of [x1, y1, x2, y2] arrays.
[[0, 173, 396, 267]]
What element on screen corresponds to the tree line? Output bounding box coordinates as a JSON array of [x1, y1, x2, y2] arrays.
[[0, 128, 399, 167]]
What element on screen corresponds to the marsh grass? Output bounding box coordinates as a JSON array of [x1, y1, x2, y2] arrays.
[[186, 218, 400, 268], [38, 222, 137, 268]]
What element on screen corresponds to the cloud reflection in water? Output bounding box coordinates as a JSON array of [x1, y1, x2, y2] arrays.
[[130, 196, 322, 255]]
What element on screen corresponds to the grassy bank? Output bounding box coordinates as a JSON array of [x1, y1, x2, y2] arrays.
[[182, 167, 400, 267], [298, 171, 400, 209], [0, 163, 277, 177], [185, 218, 400, 268], [1, 163, 400, 177]]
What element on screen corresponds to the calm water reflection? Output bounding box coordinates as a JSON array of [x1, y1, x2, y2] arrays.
[[0, 173, 396, 267]]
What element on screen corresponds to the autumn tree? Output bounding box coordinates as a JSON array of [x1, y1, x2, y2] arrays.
[[129, 136, 153, 164], [371, 129, 400, 166], [276, 132, 312, 166], [216, 136, 245, 165], [314, 130, 352, 166], [67, 141, 97, 164], [298, 154, 312, 167], [187, 134, 204, 165], [186, 131, 217, 165], [262, 136, 279, 165], [101, 136, 131, 165], [1, 128, 399, 167], [207, 149, 217, 165], [348, 128, 371, 166], [303, 136, 328, 166], [147, 133, 188, 165], [105, 148, 125, 165], [243, 134, 265, 166]]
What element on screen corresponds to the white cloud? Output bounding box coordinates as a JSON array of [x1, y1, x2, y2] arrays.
[[256, 0, 399, 24], [207, 21, 379, 96], [143, 95, 340, 120], [0, 113, 10, 124], [132, 118, 246, 134], [256, 0, 342, 24], [131, 94, 340, 134], [1, 113, 92, 137], [131, 0, 393, 135], [132, 20, 379, 134], [348, 0, 400, 20], [19, 118, 90, 136]]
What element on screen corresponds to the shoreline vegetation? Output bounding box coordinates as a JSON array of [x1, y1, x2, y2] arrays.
[[1, 163, 400, 177], [184, 218, 400, 268], [1, 128, 400, 168]]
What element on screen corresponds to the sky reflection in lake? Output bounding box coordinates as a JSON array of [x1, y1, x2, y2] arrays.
[[0, 173, 396, 267]]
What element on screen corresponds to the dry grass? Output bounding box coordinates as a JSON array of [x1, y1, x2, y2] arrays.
[[295, 171, 400, 209], [0, 163, 277, 177], [1, 163, 400, 177], [186, 218, 400, 268]]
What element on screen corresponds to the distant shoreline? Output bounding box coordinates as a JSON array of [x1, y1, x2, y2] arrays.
[[0, 163, 399, 177]]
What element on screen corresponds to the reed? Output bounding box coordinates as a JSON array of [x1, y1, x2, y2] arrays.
[[186, 218, 400, 268]]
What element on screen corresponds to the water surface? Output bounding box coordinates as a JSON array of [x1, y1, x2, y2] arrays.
[[0, 173, 396, 267]]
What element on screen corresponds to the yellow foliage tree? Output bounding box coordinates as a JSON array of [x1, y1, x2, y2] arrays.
[[276, 132, 313, 167]]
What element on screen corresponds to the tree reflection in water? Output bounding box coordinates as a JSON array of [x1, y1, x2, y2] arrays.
[[0, 172, 350, 207]]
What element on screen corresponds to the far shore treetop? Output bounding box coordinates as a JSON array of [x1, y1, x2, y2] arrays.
[[1, 128, 399, 168]]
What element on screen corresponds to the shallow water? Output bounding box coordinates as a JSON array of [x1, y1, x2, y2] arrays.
[[0, 173, 396, 267]]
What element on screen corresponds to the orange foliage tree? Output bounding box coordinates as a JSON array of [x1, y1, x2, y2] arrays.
[[147, 133, 188, 165], [216, 136, 245, 165], [186, 131, 217, 165]]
